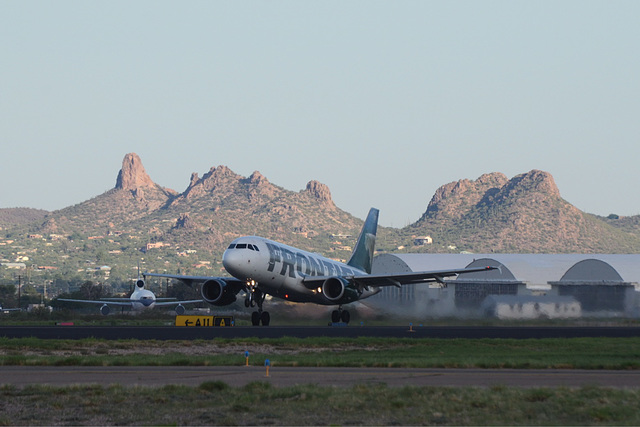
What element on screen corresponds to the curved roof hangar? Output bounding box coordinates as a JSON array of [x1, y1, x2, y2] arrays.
[[372, 253, 640, 286]]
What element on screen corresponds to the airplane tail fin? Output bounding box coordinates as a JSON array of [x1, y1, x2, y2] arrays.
[[347, 208, 379, 274]]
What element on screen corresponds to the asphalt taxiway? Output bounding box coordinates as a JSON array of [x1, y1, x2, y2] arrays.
[[2, 366, 640, 388], [2, 325, 640, 339]]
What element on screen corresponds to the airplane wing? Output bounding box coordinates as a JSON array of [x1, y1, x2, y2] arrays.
[[143, 272, 244, 287], [97, 297, 202, 305], [58, 298, 133, 307], [153, 299, 203, 306], [302, 265, 498, 288]]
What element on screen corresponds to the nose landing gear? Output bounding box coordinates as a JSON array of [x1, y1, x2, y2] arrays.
[[245, 283, 269, 326]]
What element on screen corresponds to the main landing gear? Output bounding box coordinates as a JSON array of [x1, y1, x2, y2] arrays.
[[330, 306, 350, 325], [245, 285, 269, 326]]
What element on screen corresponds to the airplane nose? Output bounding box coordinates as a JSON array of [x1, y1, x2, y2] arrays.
[[222, 249, 244, 277], [222, 249, 234, 268], [223, 245, 259, 280]]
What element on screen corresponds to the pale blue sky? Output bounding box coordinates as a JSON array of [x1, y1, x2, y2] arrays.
[[2, 1, 639, 227]]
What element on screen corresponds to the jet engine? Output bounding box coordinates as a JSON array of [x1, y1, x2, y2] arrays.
[[321, 277, 360, 304], [135, 279, 145, 289], [201, 279, 240, 306], [100, 304, 111, 316], [175, 304, 185, 315]]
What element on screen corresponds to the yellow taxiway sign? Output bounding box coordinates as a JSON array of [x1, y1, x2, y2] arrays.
[[175, 315, 233, 327]]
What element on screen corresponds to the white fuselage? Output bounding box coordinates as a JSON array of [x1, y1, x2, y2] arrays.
[[129, 286, 156, 310], [222, 236, 379, 304]]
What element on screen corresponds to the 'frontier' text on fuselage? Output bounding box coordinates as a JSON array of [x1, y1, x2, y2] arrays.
[[264, 241, 358, 278]]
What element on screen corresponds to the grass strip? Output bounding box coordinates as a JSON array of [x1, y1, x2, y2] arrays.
[[1, 337, 640, 369], [1, 382, 639, 425]]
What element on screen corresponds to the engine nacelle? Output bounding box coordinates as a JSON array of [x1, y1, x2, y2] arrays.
[[321, 277, 360, 304], [174, 304, 185, 315], [135, 279, 145, 289], [201, 279, 239, 306], [100, 304, 111, 316]]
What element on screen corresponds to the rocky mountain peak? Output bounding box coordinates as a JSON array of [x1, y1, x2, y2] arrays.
[[305, 180, 333, 206], [198, 165, 238, 187], [247, 171, 269, 186], [409, 169, 628, 253], [476, 172, 509, 187], [500, 169, 560, 199], [181, 165, 241, 200], [424, 172, 508, 221], [189, 172, 199, 188], [115, 153, 155, 191]]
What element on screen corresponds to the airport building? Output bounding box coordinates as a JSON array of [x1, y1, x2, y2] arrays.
[[369, 254, 640, 319]]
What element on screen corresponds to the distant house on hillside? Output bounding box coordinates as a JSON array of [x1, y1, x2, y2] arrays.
[[146, 242, 170, 251], [413, 236, 433, 246], [1, 262, 26, 269]]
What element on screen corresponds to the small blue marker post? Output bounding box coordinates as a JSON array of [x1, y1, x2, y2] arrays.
[[265, 359, 271, 377], [408, 322, 415, 333], [244, 351, 250, 366]]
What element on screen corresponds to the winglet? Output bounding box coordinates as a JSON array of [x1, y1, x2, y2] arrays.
[[347, 208, 379, 274]]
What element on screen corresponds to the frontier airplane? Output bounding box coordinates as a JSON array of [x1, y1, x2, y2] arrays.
[[144, 208, 496, 325]]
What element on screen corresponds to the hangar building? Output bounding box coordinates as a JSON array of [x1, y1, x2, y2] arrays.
[[369, 254, 640, 319]]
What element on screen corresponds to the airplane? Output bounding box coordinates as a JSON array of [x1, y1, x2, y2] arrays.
[[58, 278, 203, 315], [0, 304, 21, 313], [144, 208, 497, 325]]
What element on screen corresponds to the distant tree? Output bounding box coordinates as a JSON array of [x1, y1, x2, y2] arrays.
[[95, 249, 107, 264], [79, 281, 105, 299], [166, 282, 200, 301], [19, 284, 43, 306], [69, 232, 83, 241], [607, 214, 620, 220], [0, 284, 17, 307]]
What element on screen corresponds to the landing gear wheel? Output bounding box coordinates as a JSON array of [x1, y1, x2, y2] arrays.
[[330, 307, 351, 325], [251, 311, 260, 326], [341, 310, 351, 324], [248, 287, 269, 326], [260, 311, 270, 326]]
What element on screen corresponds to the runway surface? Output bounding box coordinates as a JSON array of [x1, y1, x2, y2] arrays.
[[2, 325, 640, 339], [2, 366, 639, 389]]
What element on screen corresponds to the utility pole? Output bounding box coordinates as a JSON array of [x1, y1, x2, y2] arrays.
[[17, 275, 21, 310]]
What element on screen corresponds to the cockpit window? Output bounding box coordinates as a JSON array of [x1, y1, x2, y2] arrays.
[[227, 243, 259, 251]]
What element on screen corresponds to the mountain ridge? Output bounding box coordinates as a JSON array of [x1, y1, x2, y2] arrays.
[[1, 153, 639, 263], [407, 170, 640, 253]]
